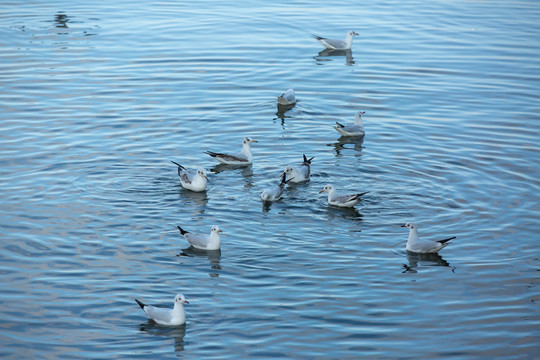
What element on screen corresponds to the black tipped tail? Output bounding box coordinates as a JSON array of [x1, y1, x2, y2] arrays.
[[135, 299, 146, 310], [335, 121, 345, 128], [355, 191, 369, 198], [302, 154, 314, 164], [312, 34, 324, 40], [170, 160, 185, 170], [177, 226, 189, 235], [205, 151, 218, 158], [437, 236, 456, 244]]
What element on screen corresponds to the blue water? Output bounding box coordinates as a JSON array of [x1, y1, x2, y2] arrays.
[[1, 0, 539, 358]]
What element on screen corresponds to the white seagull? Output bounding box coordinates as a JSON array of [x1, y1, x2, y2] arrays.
[[319, 184, 368, 208], [334, 111, 366, 137], [206, 137, 257, 166], [401, 222, 456, 253], [170, 161, 208, 192], [312, 30, 359, 50], [135, 293, 188, 326], [260, 173, 293, 202], [277, 88, 296, 106], [177, 225, 222, 250], [282, 154, 314, 183]]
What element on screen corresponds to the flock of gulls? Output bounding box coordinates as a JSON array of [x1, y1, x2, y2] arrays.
[[135, 31, 457, 326]]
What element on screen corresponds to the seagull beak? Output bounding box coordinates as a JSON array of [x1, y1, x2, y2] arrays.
[[401, 225, 407, 227], [218, 230, 223, 233], [319, 189, 325, 193], [353, 32, 359, 36], [184, 300, 189, 304], [203, 174, 209, 181]]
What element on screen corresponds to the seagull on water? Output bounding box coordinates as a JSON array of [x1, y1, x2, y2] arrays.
[[277, 88, 296, 106], [170, 161, 208, 192], [135, 293, 188, 326], [401, 222, 456, 253], [177, 225, 222, 250], [206, 137, 257, 166], [260, 172, 293, 202], [282, 154, 314, 183], [312, 30, 359, 50], [319, 184, 368, 208], [334, 111, 366, 137]]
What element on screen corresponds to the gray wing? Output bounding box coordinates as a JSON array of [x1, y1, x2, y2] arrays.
[[145, 305, 173, 324], [185, 233, 209, 248], [179, 169, 192, 184], [314, 35, 346, 49], [206, 151, 249, 163]]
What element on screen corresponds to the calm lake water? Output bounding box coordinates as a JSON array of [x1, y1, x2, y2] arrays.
[[1, 0, 539, 358]]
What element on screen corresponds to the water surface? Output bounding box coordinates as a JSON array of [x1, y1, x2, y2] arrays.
[[1, 0, 539, 359]]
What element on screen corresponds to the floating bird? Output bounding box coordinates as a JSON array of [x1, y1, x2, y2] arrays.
[[312, 30, 359, 50], [401, 222, 456, 253], [282, 154, 314, 183], [135, 293, 188, 326], [206, 137, 257, 166], [319, 184, 368, 208], [260, 172, 293, 202], [170, 161, 208, 192], [334, 111, 366, 137], [177, 225, 222, 250], [277, 88, 296, 106]]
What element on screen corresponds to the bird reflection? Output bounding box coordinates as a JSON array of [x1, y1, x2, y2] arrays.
[[210, 163, 253, 188], [329, 135, 365, 156], [179, 247, 222, 277], [314, 49, 355, 66], [177, 188, 208, 207], [402, 251, 455, 273], [54, 12, 69, 28], [139, 321, 187, 353], [326, 204, 363, 220]]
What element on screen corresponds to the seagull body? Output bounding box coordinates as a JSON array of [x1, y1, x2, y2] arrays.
[[319, 184, 368, 208], [135, 293, 188, 326], [402, 222, 456, 253], [177, 225, 222, 250], [260, 173, 292, 202], [312, 31, 359, 50], [277, 88, 296, 106], [170, 161, 208, 192], [206, 137, 257, 166], [282, 154, 314, 183], [334, 111, 366, 137]]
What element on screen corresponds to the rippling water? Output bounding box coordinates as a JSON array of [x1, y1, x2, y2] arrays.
[[1, 0, 539, 358]]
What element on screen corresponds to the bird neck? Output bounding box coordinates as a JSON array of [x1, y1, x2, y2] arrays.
[[354, 114, 364, 127], [345, 34, 354, 48], [209, 232, 221, 247], [241, 143, 252, 157], [408, 228, 419, 243], [172, 303, 185, 322]]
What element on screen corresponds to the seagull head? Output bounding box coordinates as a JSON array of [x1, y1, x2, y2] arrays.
[[319, 184, 335, 194], [211, 225, 222, 234], [243, 137, 257, 145], [175, 293, 189, 305], [348, 30, 359, 37], [401, 222, 416, 230], [282, 165, 294, 176], [197, 168, 208, 180]]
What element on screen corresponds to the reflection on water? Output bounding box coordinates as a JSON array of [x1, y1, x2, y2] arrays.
[[329, 135, 365, 155], [179, 247, 222, 277], [402, 251, 454, 273], [54, 12, 69, 28], [175, 188, 209, 207], [314, 49, 355, 66], [139, 321, 187, 353]]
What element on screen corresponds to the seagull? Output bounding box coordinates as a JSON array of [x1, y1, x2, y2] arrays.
[[260, 172, 293, 202], [401, 222, 456, 253], [206, 137, 257, 166], [170, 161, 208, 192], [334, 111, 366, 137], [277, 88, 296, 106], [319, 184, 368, 208], [312, 30, 359, 50], [135, 293, 188, 326], [177, 225, 222, 250], [282, 154, 314, 183]]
